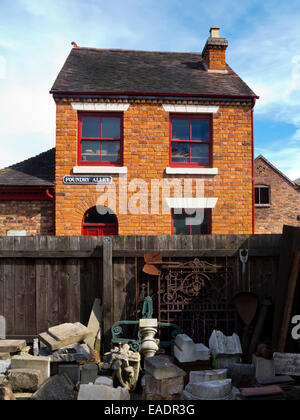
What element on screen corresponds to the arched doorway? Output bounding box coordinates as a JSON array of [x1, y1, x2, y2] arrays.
[[82, 206, 118, 236]]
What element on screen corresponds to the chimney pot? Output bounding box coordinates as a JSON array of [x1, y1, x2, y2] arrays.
[[210, 26, 220, 38]]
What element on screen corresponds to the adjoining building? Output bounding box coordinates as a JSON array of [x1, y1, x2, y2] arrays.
[[0, 149, 55, 236], [254, 155, 300, 234], [0, 27, 258, 236]]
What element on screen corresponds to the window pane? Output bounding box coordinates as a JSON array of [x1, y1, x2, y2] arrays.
[[191, 120, 209, 141], [191, 143, 209, 163], [171, 142, 189, 163], [191, 211, 209, 234], [102, 141, 120, 162], [81, 141, 101, 161], [255, 188, 260, 204], [173, 212, 190, 235], [260, 187, 270, 204], [102, 118, 120, 139], [82, 117, 100, 138], [172, 119, 190, 140]]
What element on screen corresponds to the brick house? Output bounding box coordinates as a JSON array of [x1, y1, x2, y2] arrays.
[[255, 155, 300, 233], [0, 27, 258, 236], [0, 149, 55, 236]]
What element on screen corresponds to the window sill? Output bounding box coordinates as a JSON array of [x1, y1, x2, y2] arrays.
[[166, 167, 218, 175], [73, 166, 128, 174], [166, 197, 218, 209], [255, 204, 271, 208]]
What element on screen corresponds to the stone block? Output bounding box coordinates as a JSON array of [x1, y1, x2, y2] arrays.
[[6, 369, 42, 392], [58, 364, 80, 385], [227, 363, 255, 387], [209, 330, 242, 358], [189, 369, 227, 384], [144, 356, 186, 380], [0, 359, 11, 375], [274, 353, 300, 376], [39, 322, 93, 351], [213, 355, 241, 369], [81, 363, 98, 384], [174, 344, 196, 363], [144, 392, 183, 401], [0, 340, 27, 354], [175, 334, 195, 354], [11, 354, 50, 384], [185, 379, 233, 400], [194, 344, 210, 361], [95, 376, 113, 387], [78, 384, 130, 401], [0, 353, 10, 360], [51, 344, 90, 363], [31, 374, 76, 401], [252, 355, 275, 379], [84, 299, 103, 349], [145, 374, 184, 398]]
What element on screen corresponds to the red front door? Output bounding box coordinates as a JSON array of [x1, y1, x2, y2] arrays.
[[82, 223, 118, 236]]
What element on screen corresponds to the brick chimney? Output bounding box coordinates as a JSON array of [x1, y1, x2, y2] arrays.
[[202, 26, 228, 72]]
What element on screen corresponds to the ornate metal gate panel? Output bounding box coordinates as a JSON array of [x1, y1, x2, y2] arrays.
[[156, 259, 238, 345]]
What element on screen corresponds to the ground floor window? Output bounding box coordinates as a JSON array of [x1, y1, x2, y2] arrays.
[[255, 186, 270, 206], [172, 209, 211, 235]]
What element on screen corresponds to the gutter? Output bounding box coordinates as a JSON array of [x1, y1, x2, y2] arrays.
[[46, 189, 56, 236], [251, 98, 256, 234], [50, 90, 259, 101]]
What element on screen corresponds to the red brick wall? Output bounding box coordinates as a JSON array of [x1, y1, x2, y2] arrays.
[[0, 201, 53, 235], [202, 46, 226, 71], [255, 157, 300, 233], [55, 98, 253, 236]]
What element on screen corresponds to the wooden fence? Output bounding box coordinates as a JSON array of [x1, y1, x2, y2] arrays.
[[0, 234, 281, 343]]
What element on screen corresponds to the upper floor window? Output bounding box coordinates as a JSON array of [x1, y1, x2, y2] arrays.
[[170, 115, 212, 167], [255, 186, 270, 206], [78, 113, 123, 166]]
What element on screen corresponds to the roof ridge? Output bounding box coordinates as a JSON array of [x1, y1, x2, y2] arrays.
[[73, 47, 204, 56], [255, 154, 297, 189], [3, 148, 55, 171]]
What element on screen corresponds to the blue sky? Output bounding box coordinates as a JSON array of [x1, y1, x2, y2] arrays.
[[0, 0, 299, 180]]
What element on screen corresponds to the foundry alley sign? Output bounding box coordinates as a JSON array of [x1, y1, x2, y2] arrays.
[[63, 176, 112, 185]]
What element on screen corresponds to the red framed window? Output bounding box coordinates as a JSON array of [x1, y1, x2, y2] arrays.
[[78, 112, 123, 166], [170, 115, 212, 167], [172, 209, 211, 235]]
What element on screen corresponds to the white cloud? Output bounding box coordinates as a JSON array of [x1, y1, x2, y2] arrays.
[[256, 146, 300, 180], [293, 130, 300, 141], [0, 56, 6, 79], [0, 83, 55, 136]]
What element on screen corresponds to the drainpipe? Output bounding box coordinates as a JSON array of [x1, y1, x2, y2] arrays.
[[46, 189, 55, 236], [251, 98, 256, 234]]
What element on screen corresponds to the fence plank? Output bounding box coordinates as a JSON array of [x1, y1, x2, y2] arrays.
[[103, 237, 113, 351]]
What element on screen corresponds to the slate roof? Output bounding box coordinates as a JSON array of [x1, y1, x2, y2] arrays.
[[51, 48, 257, 98], [0, 149, 55, 187]]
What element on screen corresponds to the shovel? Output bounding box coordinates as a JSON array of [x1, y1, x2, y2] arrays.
[[234, 292, 259, 355], [142, 264, 162, 276]]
